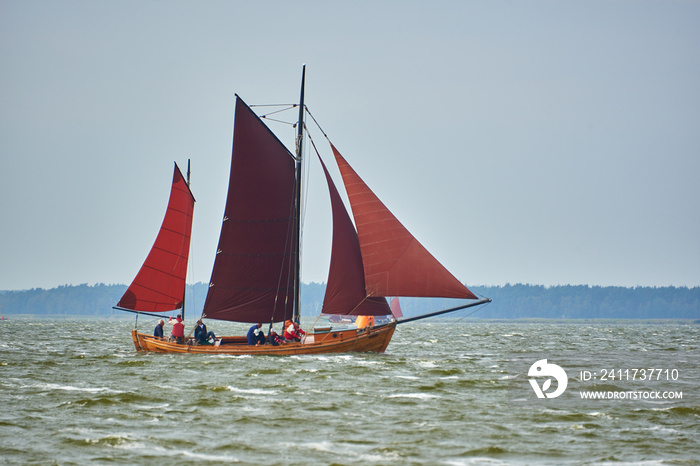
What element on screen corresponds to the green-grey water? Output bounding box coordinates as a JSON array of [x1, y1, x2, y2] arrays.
[[1, 318, 698, 465]]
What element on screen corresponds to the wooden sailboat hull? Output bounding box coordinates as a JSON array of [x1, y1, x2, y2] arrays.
[[131, 323, 396, 355]]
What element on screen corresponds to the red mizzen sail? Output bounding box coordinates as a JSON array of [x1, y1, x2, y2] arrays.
[[202, 97, 297, 323], [330, 143, 477, 300], [318, 154, 391, 316], [117, 163, 195, 313]]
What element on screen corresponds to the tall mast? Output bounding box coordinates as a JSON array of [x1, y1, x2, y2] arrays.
[[182, 158, 191, 321], [293, 65, 306, 323]]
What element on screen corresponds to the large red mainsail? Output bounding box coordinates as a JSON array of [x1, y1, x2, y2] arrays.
[[330, 143, 477, 300], [117, 163, 195, 313], [202, 97, 297, 323]]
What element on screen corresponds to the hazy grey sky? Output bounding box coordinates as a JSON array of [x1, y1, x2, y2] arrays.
[[1, 0, 699, 290]]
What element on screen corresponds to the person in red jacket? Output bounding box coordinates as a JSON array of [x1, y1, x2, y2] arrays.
[[283, 319, 305, 342], [171, 315, 185, 344]]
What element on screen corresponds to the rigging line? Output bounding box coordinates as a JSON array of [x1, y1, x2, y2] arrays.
[[255, 104, 298, 127], [452, 300, 491, 325], [290, 110, 305, 315], [250, 103, 296, 108], [293, 121, 314, 304], [307, 314, 322, 336], [305, 126, 324, 168], [305, 106, 330, 141], [304, 125, 335, 232], [260, 116, 295, 126], [268, 109, 305, 324], [346, 296, 373, 316], [282, 121, 316, 324], [270, 181, 298, 324], [472, 288, 490, 301], [300, 122, 312, 233], [114, 307, 180, 319], [258, 105, 296, 118], [282, 116, 314, 323], [276, 136, 302, 323]]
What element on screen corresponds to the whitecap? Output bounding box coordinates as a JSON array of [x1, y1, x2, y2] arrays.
[[179, 450, 241, 462], [354, 359, 383, 366], [643, 425, 680, 435], [387, 393, 437, 400], [294, 441, 334, 453], [226, 386, 279, 395], [215, 354, 252, 359], [596, 461, 666, 466], [444, 459, 509, 466], [117, 443, 240, 462], [132, 403, 170, 410], [41, 383, 121, 393], [357, 452, 402, 462]]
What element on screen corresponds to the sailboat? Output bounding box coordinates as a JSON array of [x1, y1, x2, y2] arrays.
[[121, 66, 490, 355]]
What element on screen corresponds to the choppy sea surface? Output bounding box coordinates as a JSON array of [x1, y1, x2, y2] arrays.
[[1, 318, 698, 465]]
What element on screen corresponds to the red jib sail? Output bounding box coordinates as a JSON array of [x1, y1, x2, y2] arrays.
[[117, 163, 195, 313], [318, 154, 391, 316], [202, 97, 297, 323], [330, 143, 477, 300]]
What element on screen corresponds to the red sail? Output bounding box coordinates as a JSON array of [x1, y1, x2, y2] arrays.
[[331, 144, 477, 300], [117, 163, 195, 313], [202, 97, 297, 323], [318, 155, 391, 316], [390, 297, 403, 318]]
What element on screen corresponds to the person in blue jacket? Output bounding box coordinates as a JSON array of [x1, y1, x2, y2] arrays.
[[246, 323, 265, 346], [153, 319, 165, 339], [194, 319, 216, 345]]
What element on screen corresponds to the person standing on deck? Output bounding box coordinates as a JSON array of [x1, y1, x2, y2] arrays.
[[172, 315, 185, 344]]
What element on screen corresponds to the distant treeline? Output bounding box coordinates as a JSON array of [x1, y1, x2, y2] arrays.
[[1, 283, 698, 320]]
